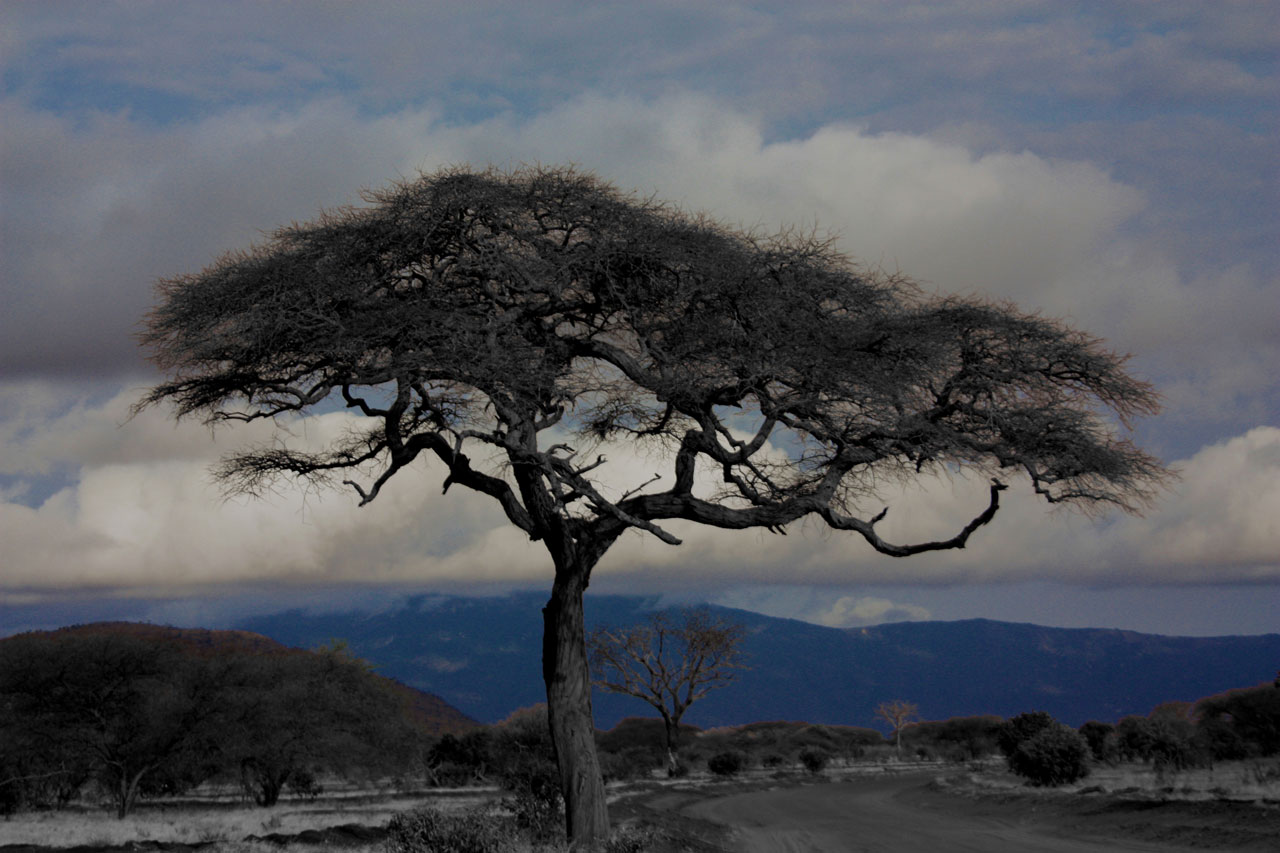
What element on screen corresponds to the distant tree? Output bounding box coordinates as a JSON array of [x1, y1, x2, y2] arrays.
[[589, 609, 746, 775], [875, 700, 920, 760], [220, 644, 407, 806], [1196, 682, 1280, 757], [137, 164, 1168, 846]]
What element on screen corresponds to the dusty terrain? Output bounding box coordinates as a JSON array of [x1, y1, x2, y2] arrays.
[[621, 769, 1280, 853], [3, 769, 1277, 852]]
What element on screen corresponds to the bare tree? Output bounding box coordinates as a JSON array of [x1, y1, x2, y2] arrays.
[[137, 165, 1168, 846], [876, 699, 920, 760], [590, 609, 746, 773]]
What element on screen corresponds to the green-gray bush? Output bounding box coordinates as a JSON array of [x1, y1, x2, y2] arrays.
[[1008, 725, 1091, 786], [707, 751, 744, 777], [799, 748, 830, 773]]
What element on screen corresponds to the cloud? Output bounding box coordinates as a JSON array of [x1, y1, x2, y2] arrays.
[[797, 596, 932, 629], [3, 89, 1270, 440], [0, 376, 1275, 596]]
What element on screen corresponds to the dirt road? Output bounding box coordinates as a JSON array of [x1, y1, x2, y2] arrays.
[[681, 773, 1213, 853]]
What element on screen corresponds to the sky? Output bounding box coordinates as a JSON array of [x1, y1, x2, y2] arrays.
[[1, 1, 1277, 638]]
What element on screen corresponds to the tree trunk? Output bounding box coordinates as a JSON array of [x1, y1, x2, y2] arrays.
[[662, 711, 682, 775], [542, 569, 610, 848], [115, 766, 149, 819]]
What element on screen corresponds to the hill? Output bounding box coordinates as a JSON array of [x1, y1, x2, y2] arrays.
[[234, 592, 1280, 729], [9, 621, 478, 736]]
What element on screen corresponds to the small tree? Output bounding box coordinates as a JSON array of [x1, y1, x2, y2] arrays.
[[138, 164, 1168, 846], [875, 700, 919, 760], [589, 609, 746, 774]]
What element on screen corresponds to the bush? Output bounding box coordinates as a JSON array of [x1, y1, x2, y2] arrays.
[[799, 748, 829, 773], [605, 823, 661, 853], [1114, 716, 1155, 762], [707, 751, 744, 777], [1078, 721, 1114, 762], [498, 753, 563, 843], [997, 711, 1056, 759], [386, 807, 518, 853], [1008, 725, 1091, 786]]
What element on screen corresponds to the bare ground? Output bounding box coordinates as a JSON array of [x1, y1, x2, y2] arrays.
[[617, 770, 1280, 853], [5, 771, 1277, 852]]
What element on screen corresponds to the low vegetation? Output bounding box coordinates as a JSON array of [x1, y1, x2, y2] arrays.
[[0, 626, 445, 819], [4, 623, 1277, 850]]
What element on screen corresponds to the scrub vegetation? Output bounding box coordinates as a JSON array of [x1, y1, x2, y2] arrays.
[[2, 672, 1277, 851]]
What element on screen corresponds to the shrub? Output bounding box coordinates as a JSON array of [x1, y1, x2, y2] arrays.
[[1148, 718, 1201, 773], [997, 711, 1056, 759], [386, 807, 518, 853], [707, 751, 744, 777], [287, 768, 323, 799], [1008, 725, 1091, 786], [799, 748, 830, 773], [1114, 716, 1156, 762], [597, 749, 640, 783], [1197, 717, 1249, 762], [605, 823, 660, 853], [1078, 721, 1114, 762], [498, 753, 563, 843]]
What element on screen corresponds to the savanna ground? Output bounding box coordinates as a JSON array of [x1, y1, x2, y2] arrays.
[[3, 759, 1277, 853]]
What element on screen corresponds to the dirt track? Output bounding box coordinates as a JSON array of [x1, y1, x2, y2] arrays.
[[677, 773, 1235, 853]]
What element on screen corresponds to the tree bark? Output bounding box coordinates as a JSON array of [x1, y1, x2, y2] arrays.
[[543, 568, 610, 848], [662, 711, 682, 775]]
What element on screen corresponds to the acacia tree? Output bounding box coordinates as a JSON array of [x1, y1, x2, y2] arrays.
[[221, 645, 406, 807], [875, 699, 920, 760], [138, 164, 1167, 846], [0, 632, 220, 818], [589, 609, 746, 773]]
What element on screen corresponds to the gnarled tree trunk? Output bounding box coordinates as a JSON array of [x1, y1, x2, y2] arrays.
[[542, 566, 609, 847], [661, 711, 682, 775]]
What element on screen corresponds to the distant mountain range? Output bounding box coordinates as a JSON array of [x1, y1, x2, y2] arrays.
[[235, 593, 1280, 730]]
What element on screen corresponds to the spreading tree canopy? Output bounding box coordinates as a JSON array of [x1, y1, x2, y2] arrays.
[[138, 164, 1167, 845]]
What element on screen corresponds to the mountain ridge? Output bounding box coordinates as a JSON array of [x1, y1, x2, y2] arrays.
[[233, 593, 1280, 730]]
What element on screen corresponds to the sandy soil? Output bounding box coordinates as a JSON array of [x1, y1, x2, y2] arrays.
[[630, 771, 1280, 853]]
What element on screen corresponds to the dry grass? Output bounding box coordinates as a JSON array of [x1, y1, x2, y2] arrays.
[[0, 786, 494, 848], [945, 756, 1280, 802]]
